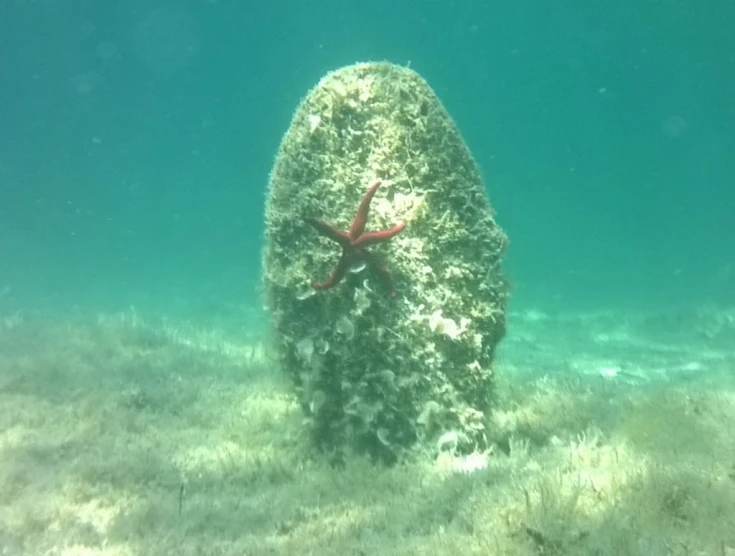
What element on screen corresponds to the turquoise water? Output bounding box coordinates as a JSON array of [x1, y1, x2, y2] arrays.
[[1, 4, 735, 554], [2, 1, 732, 315]]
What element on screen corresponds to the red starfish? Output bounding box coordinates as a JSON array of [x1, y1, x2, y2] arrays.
[[305, 179, 406, 297]]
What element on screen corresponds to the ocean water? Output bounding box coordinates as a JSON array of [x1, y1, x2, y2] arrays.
[[1, 2, 734, 555]]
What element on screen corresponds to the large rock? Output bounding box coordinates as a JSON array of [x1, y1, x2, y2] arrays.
[[262, 62, 508, 463]]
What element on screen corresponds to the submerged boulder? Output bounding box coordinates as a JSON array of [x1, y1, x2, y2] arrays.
[[262, 62, 508, 463]]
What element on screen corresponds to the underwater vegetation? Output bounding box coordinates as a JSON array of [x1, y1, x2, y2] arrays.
[[0, 306, 734, 554]]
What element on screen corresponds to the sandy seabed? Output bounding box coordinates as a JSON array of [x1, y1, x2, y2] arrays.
[[1, 304, 734, 556]]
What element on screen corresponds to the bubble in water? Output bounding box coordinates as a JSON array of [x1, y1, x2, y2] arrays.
[[132, 7, 199, 73], [80, 21, 96, 36], [69, 71, 101, 95], [96, 41, 118, 60], [662, 115, 688, 138]]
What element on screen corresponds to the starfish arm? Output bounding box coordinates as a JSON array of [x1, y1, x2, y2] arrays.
[[306, 179, 406, 297], [348, 179, 382, 239], [312, 251, 351, 290], [357, 248, 398, 297], [352, 222, 406, 248], [305, 217, 352, 248]]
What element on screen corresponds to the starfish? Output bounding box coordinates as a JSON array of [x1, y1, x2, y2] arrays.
[[305, 179, 406, 296]]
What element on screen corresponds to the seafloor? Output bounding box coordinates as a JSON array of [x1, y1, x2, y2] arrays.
[[1, 304, 734, 555]]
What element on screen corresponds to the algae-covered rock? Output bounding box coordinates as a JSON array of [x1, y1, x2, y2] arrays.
[[262, 61, 508, 463]]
